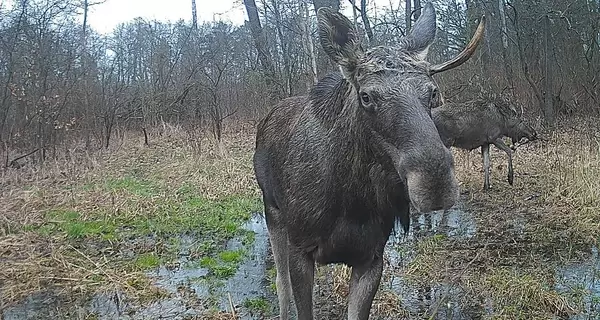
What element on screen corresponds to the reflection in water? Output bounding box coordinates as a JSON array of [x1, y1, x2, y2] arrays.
[[384, 203, 480, 319], [408, 202, 477, 240], [2, 292, 68, 320]]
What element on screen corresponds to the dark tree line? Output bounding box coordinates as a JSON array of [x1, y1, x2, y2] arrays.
[[0, 0, 598, 165]]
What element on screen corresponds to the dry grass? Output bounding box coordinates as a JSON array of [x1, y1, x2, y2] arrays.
[[0, 232, 159, 309], [1, 121, 599, 318], [0, 124, 259, 233], [453, 127, 600, 252], [404, 123, 600, 318], [326, 263, 410, 318], [0, 125, 260, 313], [480, 267, 576, 319]]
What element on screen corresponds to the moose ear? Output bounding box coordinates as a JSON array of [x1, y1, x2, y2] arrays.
[[317, 7, 363, 76], [403, 2, 437, 60]]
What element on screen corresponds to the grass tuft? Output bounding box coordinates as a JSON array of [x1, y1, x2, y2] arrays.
[[482, 268, 576, 319], [134, 253, 161, 270]]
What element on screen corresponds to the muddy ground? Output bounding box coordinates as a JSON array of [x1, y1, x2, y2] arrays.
[[1, 124, 599, 319]]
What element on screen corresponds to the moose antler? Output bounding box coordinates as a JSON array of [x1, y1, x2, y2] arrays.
[[429, 15, 486, 75]]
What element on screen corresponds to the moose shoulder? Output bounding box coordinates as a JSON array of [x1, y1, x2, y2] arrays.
[[253, 3, 485, 320]]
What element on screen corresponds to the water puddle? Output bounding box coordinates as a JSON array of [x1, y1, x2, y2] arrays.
[[380, 203, 480, 319], [554, 246, 600, 319], [1, 292, 73, 320], [137, 213, 276, 319], [5, 202, 598, 319], [405, 202, 477, 240], [138, 205, 479, 319]]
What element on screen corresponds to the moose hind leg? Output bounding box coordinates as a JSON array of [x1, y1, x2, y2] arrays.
[[493, 138, 514, 185], [264, 205, 292, 320], [482, 144, 491, 190], [347, 254, 384, 320]]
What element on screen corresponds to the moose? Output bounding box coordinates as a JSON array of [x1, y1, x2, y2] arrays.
[[252, 3, 485, 320], [432, 98, 538, 190]]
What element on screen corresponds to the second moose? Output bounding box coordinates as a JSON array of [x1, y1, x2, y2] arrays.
[[432, 98, 537, 190]]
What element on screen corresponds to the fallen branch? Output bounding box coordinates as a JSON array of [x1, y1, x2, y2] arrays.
[[7, 147, 42, 168]]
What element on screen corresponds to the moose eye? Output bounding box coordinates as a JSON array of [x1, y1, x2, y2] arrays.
[[360, 92, 371, 105], [385, 61, 395, 68]]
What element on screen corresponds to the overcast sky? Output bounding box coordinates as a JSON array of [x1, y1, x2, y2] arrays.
[[1, 0, 404, 34], [87, 0, 404, 34], [87, 0, 249, 34]]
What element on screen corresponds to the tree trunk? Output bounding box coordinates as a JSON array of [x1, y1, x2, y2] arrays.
[[360, 0, 374, 45], [351, 0, 359, 30], [243, 0, 281, 102], [301, 1, 319, 87], [543, 14, 555, 126], [413, 0, 421, 20], [465, 0, 479, 36], [82, 0, 93, 150], [509, 2, 544, 120], [271, 0, 292, 96], [405, 0, 412, 31], [498, 0, 514, 89], [191, 0, 198, 29]]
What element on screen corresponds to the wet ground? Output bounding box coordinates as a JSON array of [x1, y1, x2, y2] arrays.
[[3, 202, 599, 319]]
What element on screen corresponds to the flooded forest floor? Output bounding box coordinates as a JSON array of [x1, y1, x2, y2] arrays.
[[1, 123, 599, 319]]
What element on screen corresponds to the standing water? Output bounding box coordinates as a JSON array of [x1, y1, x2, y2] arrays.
[[4, 203, 599, 319]]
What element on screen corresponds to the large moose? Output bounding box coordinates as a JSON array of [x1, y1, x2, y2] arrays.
[[252, 3, 485, 319]]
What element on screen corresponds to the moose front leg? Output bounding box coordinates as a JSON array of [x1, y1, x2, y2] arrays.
[[264, 205, 292, 320], [493, 138, 514, 185], [347, 254, 384, 320], [481, 143, 491, 190], [289, 246, 315, 320]]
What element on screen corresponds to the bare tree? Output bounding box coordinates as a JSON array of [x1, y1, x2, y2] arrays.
[[405, 0, 411, 30], [243, 0, 281, 102], [191, 0, 198, 30], [0, 0, 598, 165], [360, 0, 374, 44]]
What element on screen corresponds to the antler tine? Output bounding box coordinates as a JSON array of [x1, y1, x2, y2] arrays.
[[429, 15, 486, 75]]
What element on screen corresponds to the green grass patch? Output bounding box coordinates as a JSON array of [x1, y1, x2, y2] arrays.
[[105, 176, 157, 197], [129, 195, 260, 238], [266, 266, 277, 293], [34, 194, 259, 243], [198, 249, 247, 279], [243, 297, 271, 314], [38, 209, 117, 240], [134, 253, 161, 270], [219, 249, 244, 264]]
